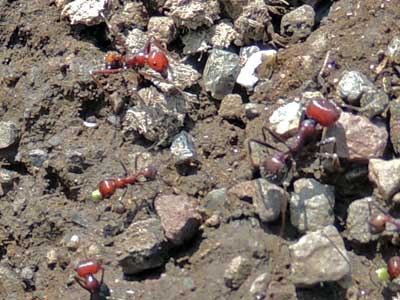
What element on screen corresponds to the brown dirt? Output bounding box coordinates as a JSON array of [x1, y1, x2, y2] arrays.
[[0, 1, 399, 300]]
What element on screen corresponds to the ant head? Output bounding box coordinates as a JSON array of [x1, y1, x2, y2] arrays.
[[85, 274, 101, 293], [369, 213, 389, 234], [104, 52, 124, 70], [147, 51, 169, 74]]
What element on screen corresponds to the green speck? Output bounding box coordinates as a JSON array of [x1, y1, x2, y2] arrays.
[[376, 267, 390, 281], [91, 189, 103, 201]]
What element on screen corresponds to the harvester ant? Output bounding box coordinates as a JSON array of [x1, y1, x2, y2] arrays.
[[93, 165, 157, 200], [248, 98, 341, 182], [74, 259, 108, 300]]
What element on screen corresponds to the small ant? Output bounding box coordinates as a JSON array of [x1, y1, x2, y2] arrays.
[[90, 36, 170, 80], [95, 165, 157, 200], [74, 259, 108, 300], [249, 98, 341, 180]]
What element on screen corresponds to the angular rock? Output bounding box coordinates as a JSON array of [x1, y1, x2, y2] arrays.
[[170, 131, 198, 166], [202, 188, 227, 215], [289, 225, 350, 286], [203, 49, 240, 100], [388, 35, 400, 64], [228, 179, 288, 223], [325, 112, 387, 162], [210, 20, 236, 48], [125, 28, 148, 54], [359, 88, 389, 118], [346, 197, 377, 243], [268, 101, 303, 137], [116, 218, 169, 275], [148, 16, 176, 44], [155, 194, 202, 246], [244, 103, 266, 120], [236, 50, 277, 90], [0, 121, 18, 149], [281, 5, 315, 42], [249, 272, 271, 300], [28, 149, 48, 167], [61, 0, 111, 26], [290, 178, 335, 233], [369, 159, 400, 201], [337, 71, 374, 105], [219, 94, 244, 120], [0, 168, 18, 196], [224, 255, 252, 289], [181, 29, 211, 55], [109, 2, 149, 31], [164, 0, 220, 29]]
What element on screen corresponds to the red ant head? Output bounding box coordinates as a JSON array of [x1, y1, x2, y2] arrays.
[[147, 51, 169, 76], [369, 214, 389, 234], [263, 153, 286, 175], [306, 99, 341, 127], [85, 274, 101, 293], [99, 179, 116, 199], [388, 256, 400, 280], [104, 52, 124, 70]]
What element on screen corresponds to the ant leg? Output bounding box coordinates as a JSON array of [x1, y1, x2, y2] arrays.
[[74, 276, 90, 292], [99, 267, 105, 286], [261, 126, 291, 151]]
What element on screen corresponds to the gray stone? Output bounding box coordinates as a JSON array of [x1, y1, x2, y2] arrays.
[[109, 2, 149, 31], [170, 131, 198, 166], [21, 266, 35, 288], [147, 16, 176, 44], [337, 71, 374, 105], [125, 28, 148, 54], [369, 159, 400, 201], [346, 197, 377, 243], [203, 49, 240, 100], [210, 20, 236, 49], [219, 94, 244, 120], [202, 188, 227, 214], [181, 29, 210, 55], [0, 121, 18, 149], [325, 112, 388, 162], [388, 36, 400, 64], [0, 264, 25, 299], [359, 88, 389, 118], [289, 225, 350, 286], [116, 218, 169, 275], [224, 256, 252, 289], [281, 5, 315, 42], [228, 179, 288, 223], [239, 46, 261, 66], [164, 0, 220, 29], [155, 194, 202, 246], [290, 178, 335, 233], [61, 0, 111, 26], [0, 168, 18, 196], [28, 149, 48, 167], [268, 101, 303, 137], [249, 272, 271, 300], [390, 99, 400, 155]]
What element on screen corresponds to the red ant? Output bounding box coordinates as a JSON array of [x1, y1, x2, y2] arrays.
[[74, 259, 108, 300], [249, 98, 341, 180], [94, 165, 157, 200], [90, 36, 169, 80]]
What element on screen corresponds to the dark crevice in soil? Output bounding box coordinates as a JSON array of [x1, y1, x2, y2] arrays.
[[44, 166, 78, 200]]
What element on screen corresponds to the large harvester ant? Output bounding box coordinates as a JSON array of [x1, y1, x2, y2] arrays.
[[74, 259, 108, 300], [249, 98, 341, 183]]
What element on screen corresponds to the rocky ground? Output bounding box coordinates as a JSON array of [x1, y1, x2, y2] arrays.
[[1, 0, 400, 300]]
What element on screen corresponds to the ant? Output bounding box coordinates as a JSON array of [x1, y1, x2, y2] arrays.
[[368, 201, 400, 234], [249, 98, 341, 182], [74, 259, 108, 300], [93, 164, 157, 200]]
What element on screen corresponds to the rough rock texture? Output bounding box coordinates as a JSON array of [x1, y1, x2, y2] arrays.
[[369, 159, 400, 201]]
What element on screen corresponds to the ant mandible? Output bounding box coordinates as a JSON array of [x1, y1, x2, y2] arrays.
[[74, 259, 107, 300], [249, 98, 341, 179], [93, 165, 157, 200]]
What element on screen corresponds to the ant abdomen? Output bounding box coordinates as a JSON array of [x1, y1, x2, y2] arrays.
[[306, 99, 341, 127]]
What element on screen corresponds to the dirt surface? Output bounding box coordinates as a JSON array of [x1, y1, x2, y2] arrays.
[[1, 1, 400, 300]]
